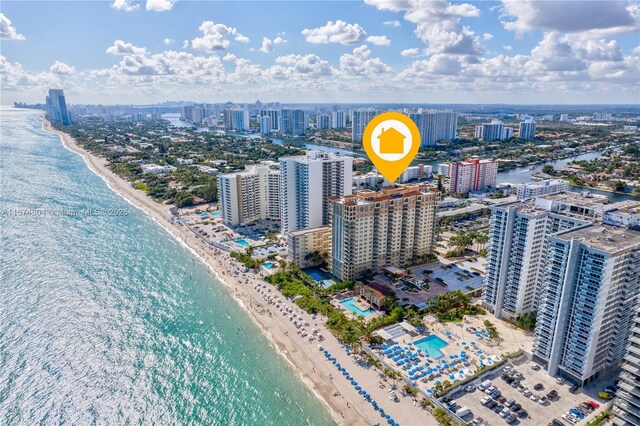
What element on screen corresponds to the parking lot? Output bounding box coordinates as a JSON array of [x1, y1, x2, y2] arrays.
[[439, 357, 614, 426]]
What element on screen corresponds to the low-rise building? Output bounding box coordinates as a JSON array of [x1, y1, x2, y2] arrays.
[[141, 163, 176, 174], [359, 282, 394, 310], [286, 226, 332, 269], [516, 179, 570, 200]]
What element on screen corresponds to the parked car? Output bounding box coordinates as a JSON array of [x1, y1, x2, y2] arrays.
[[487, 400, 497, 409], [503, 366, 512, 372], [598, 391, 613, 400], [523, 389, 532, 397], [500, 408, 510, 418], [569, 384, 580, 393], [505, 414, 516, 424], [493, 404, 504, 414], [547, 390, 558, 399], [556, 377, 565, 383], [518, 385, 526, 393], [530, 363, 541, 371], [465, 384, 477, 392], [534, 383, 544, 391], [604, 386, 617, 395], [491, 390, 502, 399], [518, 409, 528, 418], [485, 386, 497, 395], [539, 396, 548, 405], [478, 380, 492, 391], [510, 403, 522, 412], [587, 400, 600, 409], [563, 414, 578, 424], [497, 396, 507, 404], [550, 419, 564, 426], [505, 377, 514, 384], [504, 399, 515, 408], [530, 393, 539, 402]]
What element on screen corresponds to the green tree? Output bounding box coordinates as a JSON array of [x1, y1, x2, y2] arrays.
[[542, 164, 554, 174]]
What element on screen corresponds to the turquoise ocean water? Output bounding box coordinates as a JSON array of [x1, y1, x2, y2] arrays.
[[0, 108, 334, 425]]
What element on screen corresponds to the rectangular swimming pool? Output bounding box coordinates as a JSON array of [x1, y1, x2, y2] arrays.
[[234, 239, 250, 247], [414, 335, 449, 359], [339, 298, 374, 317]]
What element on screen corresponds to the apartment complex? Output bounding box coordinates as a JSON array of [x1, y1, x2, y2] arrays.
[[331, 110, 347, 129], [475, 120, 513, 141], [279, 152, 353, 233], [613, 310, 640, 426], [409, 110, 458, 147], [46, 89, 71, 125], [316, 114, 331, 130], [352, 109, 377, 142], [329, 185, 439, 281], [261, 109, 281, 132], [223, 108, 250, 131], [281, 109, 308, 135], [286, 226, 332, 269], [483, 192, 640, 384], [519, 119, 536, 140], [218, 163, 280, 226], [448, 159, 498, 194], [482, 193, 601, 320], [516, 179, 570, 200], [532, 224, 640, 385]]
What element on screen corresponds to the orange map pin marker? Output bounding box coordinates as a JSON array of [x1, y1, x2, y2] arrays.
[[362, 112, 421, 183]]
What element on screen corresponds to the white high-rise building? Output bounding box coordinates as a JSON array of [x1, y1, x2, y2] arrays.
[[482, 193, 599, 320], [519, 119, 536, 140], [192, 105, 206, 124], [448, 159, 498, 194], [516, 179, 570, 200], [533, 223, 640, 385], [437, 164, 450, 176], [613, 310, 640, 426], [316, 114, 331, 130], [409, 110, 458, 147], [279, 152, 353, 233], [330, 185, 439, 281], [281, 109, 308, 135], [218, 163, 280, 226], [331, 111, 347, 129], [351, 109, 377, 142], [478, 120, 505, 142], [560, 114, 571, 122], [261, 109, 281, 132], [259, 116, 272, 134], [223, 108, 250, 131], [502, 127, 514, 139]]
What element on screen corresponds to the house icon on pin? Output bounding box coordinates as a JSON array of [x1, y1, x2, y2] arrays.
[[377, 127, 406, 154]]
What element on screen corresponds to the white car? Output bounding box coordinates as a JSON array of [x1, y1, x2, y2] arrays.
[[530, 363, 541, 371], [500, 408, 510, 418], [557, 377, 565, 383], [484, 386, 496, 395], [530, 394, 539, 402], [523, 389, 532, 397]]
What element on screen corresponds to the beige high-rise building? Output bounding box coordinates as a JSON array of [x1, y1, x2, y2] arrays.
[[329, 184, 439, 281], [218, 163, 280, 226]]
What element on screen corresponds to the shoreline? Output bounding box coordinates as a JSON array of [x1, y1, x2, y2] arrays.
[[40, 116, 435, 426]]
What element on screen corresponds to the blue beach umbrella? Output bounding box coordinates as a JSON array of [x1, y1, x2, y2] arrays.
[[435, 380, 442, 385], [385, 415, 391, 419], [355, 385, 361, 390], [427, 389, 433, 394], [387, 419, 394, 424], [471, 342, 476, 346]]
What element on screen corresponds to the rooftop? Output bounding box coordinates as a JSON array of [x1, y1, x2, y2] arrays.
[[330, 184, 439, 206], [555, 224, 640, 254]]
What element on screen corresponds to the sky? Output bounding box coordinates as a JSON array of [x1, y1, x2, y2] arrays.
[[1, 0, 639, 105]]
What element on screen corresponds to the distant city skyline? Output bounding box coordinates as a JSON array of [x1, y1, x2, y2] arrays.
[[1, 1, 639, 104]]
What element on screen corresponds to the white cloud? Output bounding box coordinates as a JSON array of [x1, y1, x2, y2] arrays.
[[633, 45, 640, 54], [111, 0, 139, 12], [501, 0, 640, 37], [401, 48, 420, 57], [503, 45, 513, 51], [339, 45, 392, 76], [191, 21, 249, 52], [266, 54, 333, 80], [1, 13, 25, 40], [182, 40, 189, 49], [366, 35, 391, 46], [482, 33, 494, 40], [365, 0, 484, 55], [367, 36, 391, 46], [49, 61, 76, 75], [163, 38, 175, 45], [106, 40, 147, 55], [302, 20, 367, 45], [222, 53, 237, 62], [383, 20, 401, 27], [146, 0, 174, 12], [259, 36, 287, 53]]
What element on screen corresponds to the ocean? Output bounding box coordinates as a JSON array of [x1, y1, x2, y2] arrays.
[[0, 108, 334, 425]]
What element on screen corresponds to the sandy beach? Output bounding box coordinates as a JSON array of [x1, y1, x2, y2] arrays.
[[41, 117, 435, 426]]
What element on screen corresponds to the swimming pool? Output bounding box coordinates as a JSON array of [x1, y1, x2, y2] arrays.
[[234, 239, 250, 247], [302, 267, 336, 288], [339, 298, 374, 317], [414, 335, 449, 359], [212, 212, 221, 218], [262, 261, 275, 270]]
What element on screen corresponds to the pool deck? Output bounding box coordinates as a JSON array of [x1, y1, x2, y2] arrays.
[[369, 314, 534, 396]]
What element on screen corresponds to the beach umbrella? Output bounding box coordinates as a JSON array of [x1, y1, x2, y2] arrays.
[[427, 389, 433, 394], [385, 415, 391, 419], [342, 371, 348, 376], [461, 351, 466, 355], [449, 374, 455, 380], [336, 363, 341, 367], [387, 419, 394, 424], [355, 386, 361, 390], [449, 355, 454, 359], [351, 380, 357, 385], [477, 350, 482, 354], [372, 400, 377, 406], [435, 380, 442, 385], [378, 408, 384, 413], [471, 342, 476, 346], [441, 359, 447, 364], [359, 390, 365, 395], [461, 342, 467, 346]]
